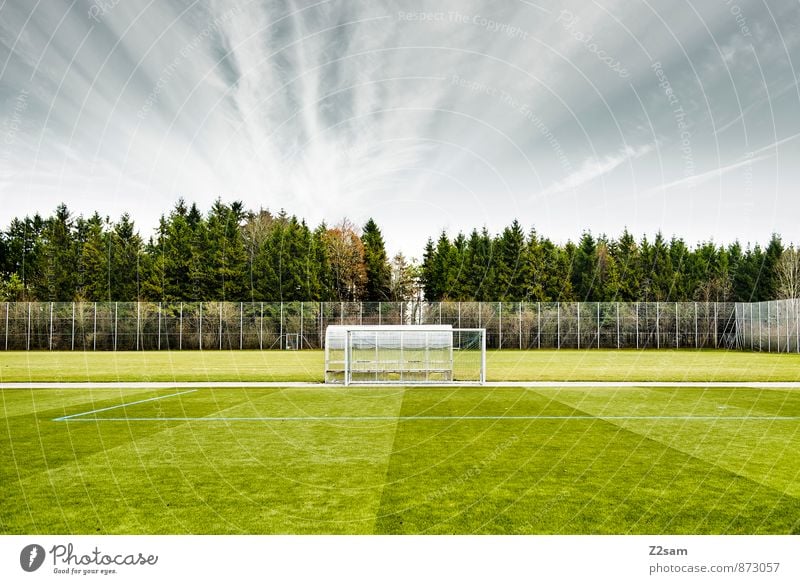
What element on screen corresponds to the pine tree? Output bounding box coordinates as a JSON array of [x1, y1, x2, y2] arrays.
[[35, 204, 79, 301], [361, 218, 392, 301], [80, 213, 111, 301], [571, 232, 597, 300], [494, 220, 526, 300]]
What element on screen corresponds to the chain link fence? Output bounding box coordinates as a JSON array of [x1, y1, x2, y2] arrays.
[[0, 300, 778, 351]]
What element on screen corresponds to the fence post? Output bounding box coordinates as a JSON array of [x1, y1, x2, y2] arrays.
[[694, 302, 698, 349], [458, 302, 461, 329], [240, 302, 244, 350], [616, 302, 620, 349], [758, 302, 762, 351], [557, 302, 561, 350], [179, 302, 183, 350], [158, 302, 162, 350], [199, 302, 203, 351], [280, 302, 284, 349], [114, 302, 118, 351], [576, 303, 581, 349], [49, 302, 53, 351], [795, 298, 799, 353], [300, 302, 304, 349], [796, 298, 799, 353], [136, 302, 141, 351], [26, 302, 31, 351], [93, 302, 97, 351], [260, 302, 264, 350], [786, 300, 790, 354], [4, 303, 8, 351], [675, 302, 679, 349], [499, 302, 503, 349], [219, 303, 223, 350], [655, 301, 660, 349], [537, 302, 541, 349], [597, 302, 600, 349], [635, 302, 639, 349], [71, 303, 76, 351], [519, 302, 523, 350]]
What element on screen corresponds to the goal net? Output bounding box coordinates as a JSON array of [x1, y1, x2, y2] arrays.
[[324, 325, 486, 385]]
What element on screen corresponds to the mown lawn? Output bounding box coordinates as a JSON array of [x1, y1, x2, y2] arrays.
[[2, 386, 799, 534], [2, 349, 800, 382]]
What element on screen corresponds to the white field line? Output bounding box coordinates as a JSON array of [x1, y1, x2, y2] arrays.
[[7, 381, 800, 390], [55, 415, 800, 423], [52, 390, 198, 421]]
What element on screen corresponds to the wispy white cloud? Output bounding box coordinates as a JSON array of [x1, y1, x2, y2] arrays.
[[652, 130, 800, 193], [536, 143, 654, 197]]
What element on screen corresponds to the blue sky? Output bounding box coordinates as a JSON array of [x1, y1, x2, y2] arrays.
[[1, 0, 799, 257]]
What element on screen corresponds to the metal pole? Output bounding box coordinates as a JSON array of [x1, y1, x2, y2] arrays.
[[758, 302, 762, 351], [576, 303, 580, 349], [656, 301, 660, 349], [26, 302, 31, 351], [519, 302, 523, 350], [795, 298, 799, 353], [458, 301, 461, 329], [635, 302, 639, 349], [114, 302, 118, 351], [597, 302, 600, 349], [616, 302, 620, 349], [695, 302, 698, 349], [240, 302, 244, 350], [179, 302, 183, 350], [300, 302, 304, 350], [93, 302, 97, 351], [499, 302, 503, 349], [199, 302, 203, 351], [557, 302, 561, 350], [769, 300, 774, 352], [675, 302, 679, 349], [786, 300, 790, 354], [260, 302, 264, 350], [481, 328, 487, 385], [796, 298, 799, 353], [537, 302, 541, 349], [158, 302, 162, 350], [136, 302, 141, 351], [344, 330, 350, 386], [71, 303, 75, 351], [4, 303, 8, 351], [280, 301, 284, 349], [49, 302, 53, 351], [219, 303, 223, 350]]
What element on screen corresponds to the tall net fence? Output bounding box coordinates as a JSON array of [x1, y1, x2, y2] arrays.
[[0, 300, 791, 352], [736, 299, 800, 353]]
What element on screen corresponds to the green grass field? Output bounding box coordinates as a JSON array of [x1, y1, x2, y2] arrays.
[[2, 349, 800, 382], [2, 350, 800, 534]]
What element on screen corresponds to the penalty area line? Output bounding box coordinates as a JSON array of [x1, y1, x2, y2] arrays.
[[53, 390, 198, 421], [53, 414, 800, 422]]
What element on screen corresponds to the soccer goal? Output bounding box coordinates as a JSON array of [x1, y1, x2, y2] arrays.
[[324, 325, 486, 385]]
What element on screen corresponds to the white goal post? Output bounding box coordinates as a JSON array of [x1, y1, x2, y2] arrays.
[[324, 325, 486, 385]]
